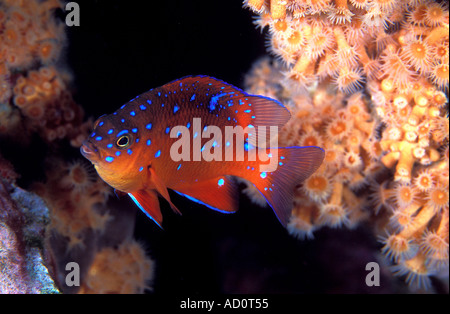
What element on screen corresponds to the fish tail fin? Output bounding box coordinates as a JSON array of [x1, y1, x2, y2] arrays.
[[249, 146, 325, 226]]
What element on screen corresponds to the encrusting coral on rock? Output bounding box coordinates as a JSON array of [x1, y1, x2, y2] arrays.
[[243, 0, 449, 291], [0, 178, 59, 293]]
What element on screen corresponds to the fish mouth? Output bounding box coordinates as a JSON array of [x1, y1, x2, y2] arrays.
[[80, 140, 100, 161]]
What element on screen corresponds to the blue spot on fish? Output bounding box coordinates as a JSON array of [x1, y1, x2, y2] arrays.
[[127, 149, 133, 155], [147, 139, 151, 146], [155, 150, 161, 158], [190, 94, 196, 102], [115, 151, 121, 156], [108, 129, 114, 135], [140, 105, 147, 110], [105, 156, 114, 163], [218, 178, 224, 186], [165, 127, 170, 134], [177, 164, 181, 170], [260, 172, 267, 179], [130, 111, 136, 116], [209, 92, 227, 111], [146, 100, 152, 105], [95, 136, 102, 141], [174, 105, 180, 113], [139, 167, 144, 172], [107, 144, 113, 148], [146, 123, 152, 130], [117, 130, 129, 137], [132, 128, 138, 133]]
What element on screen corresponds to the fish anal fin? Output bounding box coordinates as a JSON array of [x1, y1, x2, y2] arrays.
[[129, 190, 163, 228], [174, 176, 239, 214]]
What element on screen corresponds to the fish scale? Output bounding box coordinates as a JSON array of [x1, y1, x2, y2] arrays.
[[81, 75, 324, 228]]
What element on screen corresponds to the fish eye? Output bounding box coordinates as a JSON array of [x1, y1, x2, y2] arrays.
[[116, 135, 132, 148]]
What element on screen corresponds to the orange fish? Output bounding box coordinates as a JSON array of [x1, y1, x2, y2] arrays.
[[81, 76, 324, 228]]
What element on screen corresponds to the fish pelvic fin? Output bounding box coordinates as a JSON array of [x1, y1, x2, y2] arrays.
[[248, 146, 325, 227], [129, 190, 163, 228]]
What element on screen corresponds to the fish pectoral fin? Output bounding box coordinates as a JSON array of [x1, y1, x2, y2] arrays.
[[148, 167, 181, 215], [173, 176, 239, 214], [128, 190, 163, 228], [114, 189, 127, 199]]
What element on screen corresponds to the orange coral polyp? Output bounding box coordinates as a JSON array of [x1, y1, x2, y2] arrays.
[[431, 64, 449, 89], [273, 20, 288, 32], [303, 174, 331, 202], [427, 188, 449, 212], [421, 231, 449, 257], [434, 43, 449, 61], [425, 2, 447, 26], [319, 203, 348, 227], [4, 27, 20, 44], [326, 118, 349, 141], [401, 40, 432, 71], [299, 131, 322, 147], [13, 95, 28, 107], [337, 68, 364, 93], [432, 91, 447, 107], [287, 31, 303, 47], [409, 4, 427, 25], [24, 104, 45, 120], [382, 234, 415, 261], [394, 183, 418, 208]]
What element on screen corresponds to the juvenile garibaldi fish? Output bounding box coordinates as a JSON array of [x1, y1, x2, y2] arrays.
[[81, 76, 324, 228]]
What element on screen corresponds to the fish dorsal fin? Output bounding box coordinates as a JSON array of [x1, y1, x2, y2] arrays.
[[199, 76, 291, 147], [173, 176, 239, 214], [128, 190, 163, 228], [148, 167, 181, 215], [162, 76, 291, 147]]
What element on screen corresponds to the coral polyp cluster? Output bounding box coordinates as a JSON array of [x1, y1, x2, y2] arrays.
[[32, 159, 113, 249], [243, 0, 448, 291], [78, 240, 154, 294], [245, 0, 449, 93], [1, 0, 155, 294], [0, 0, 91, 146]]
